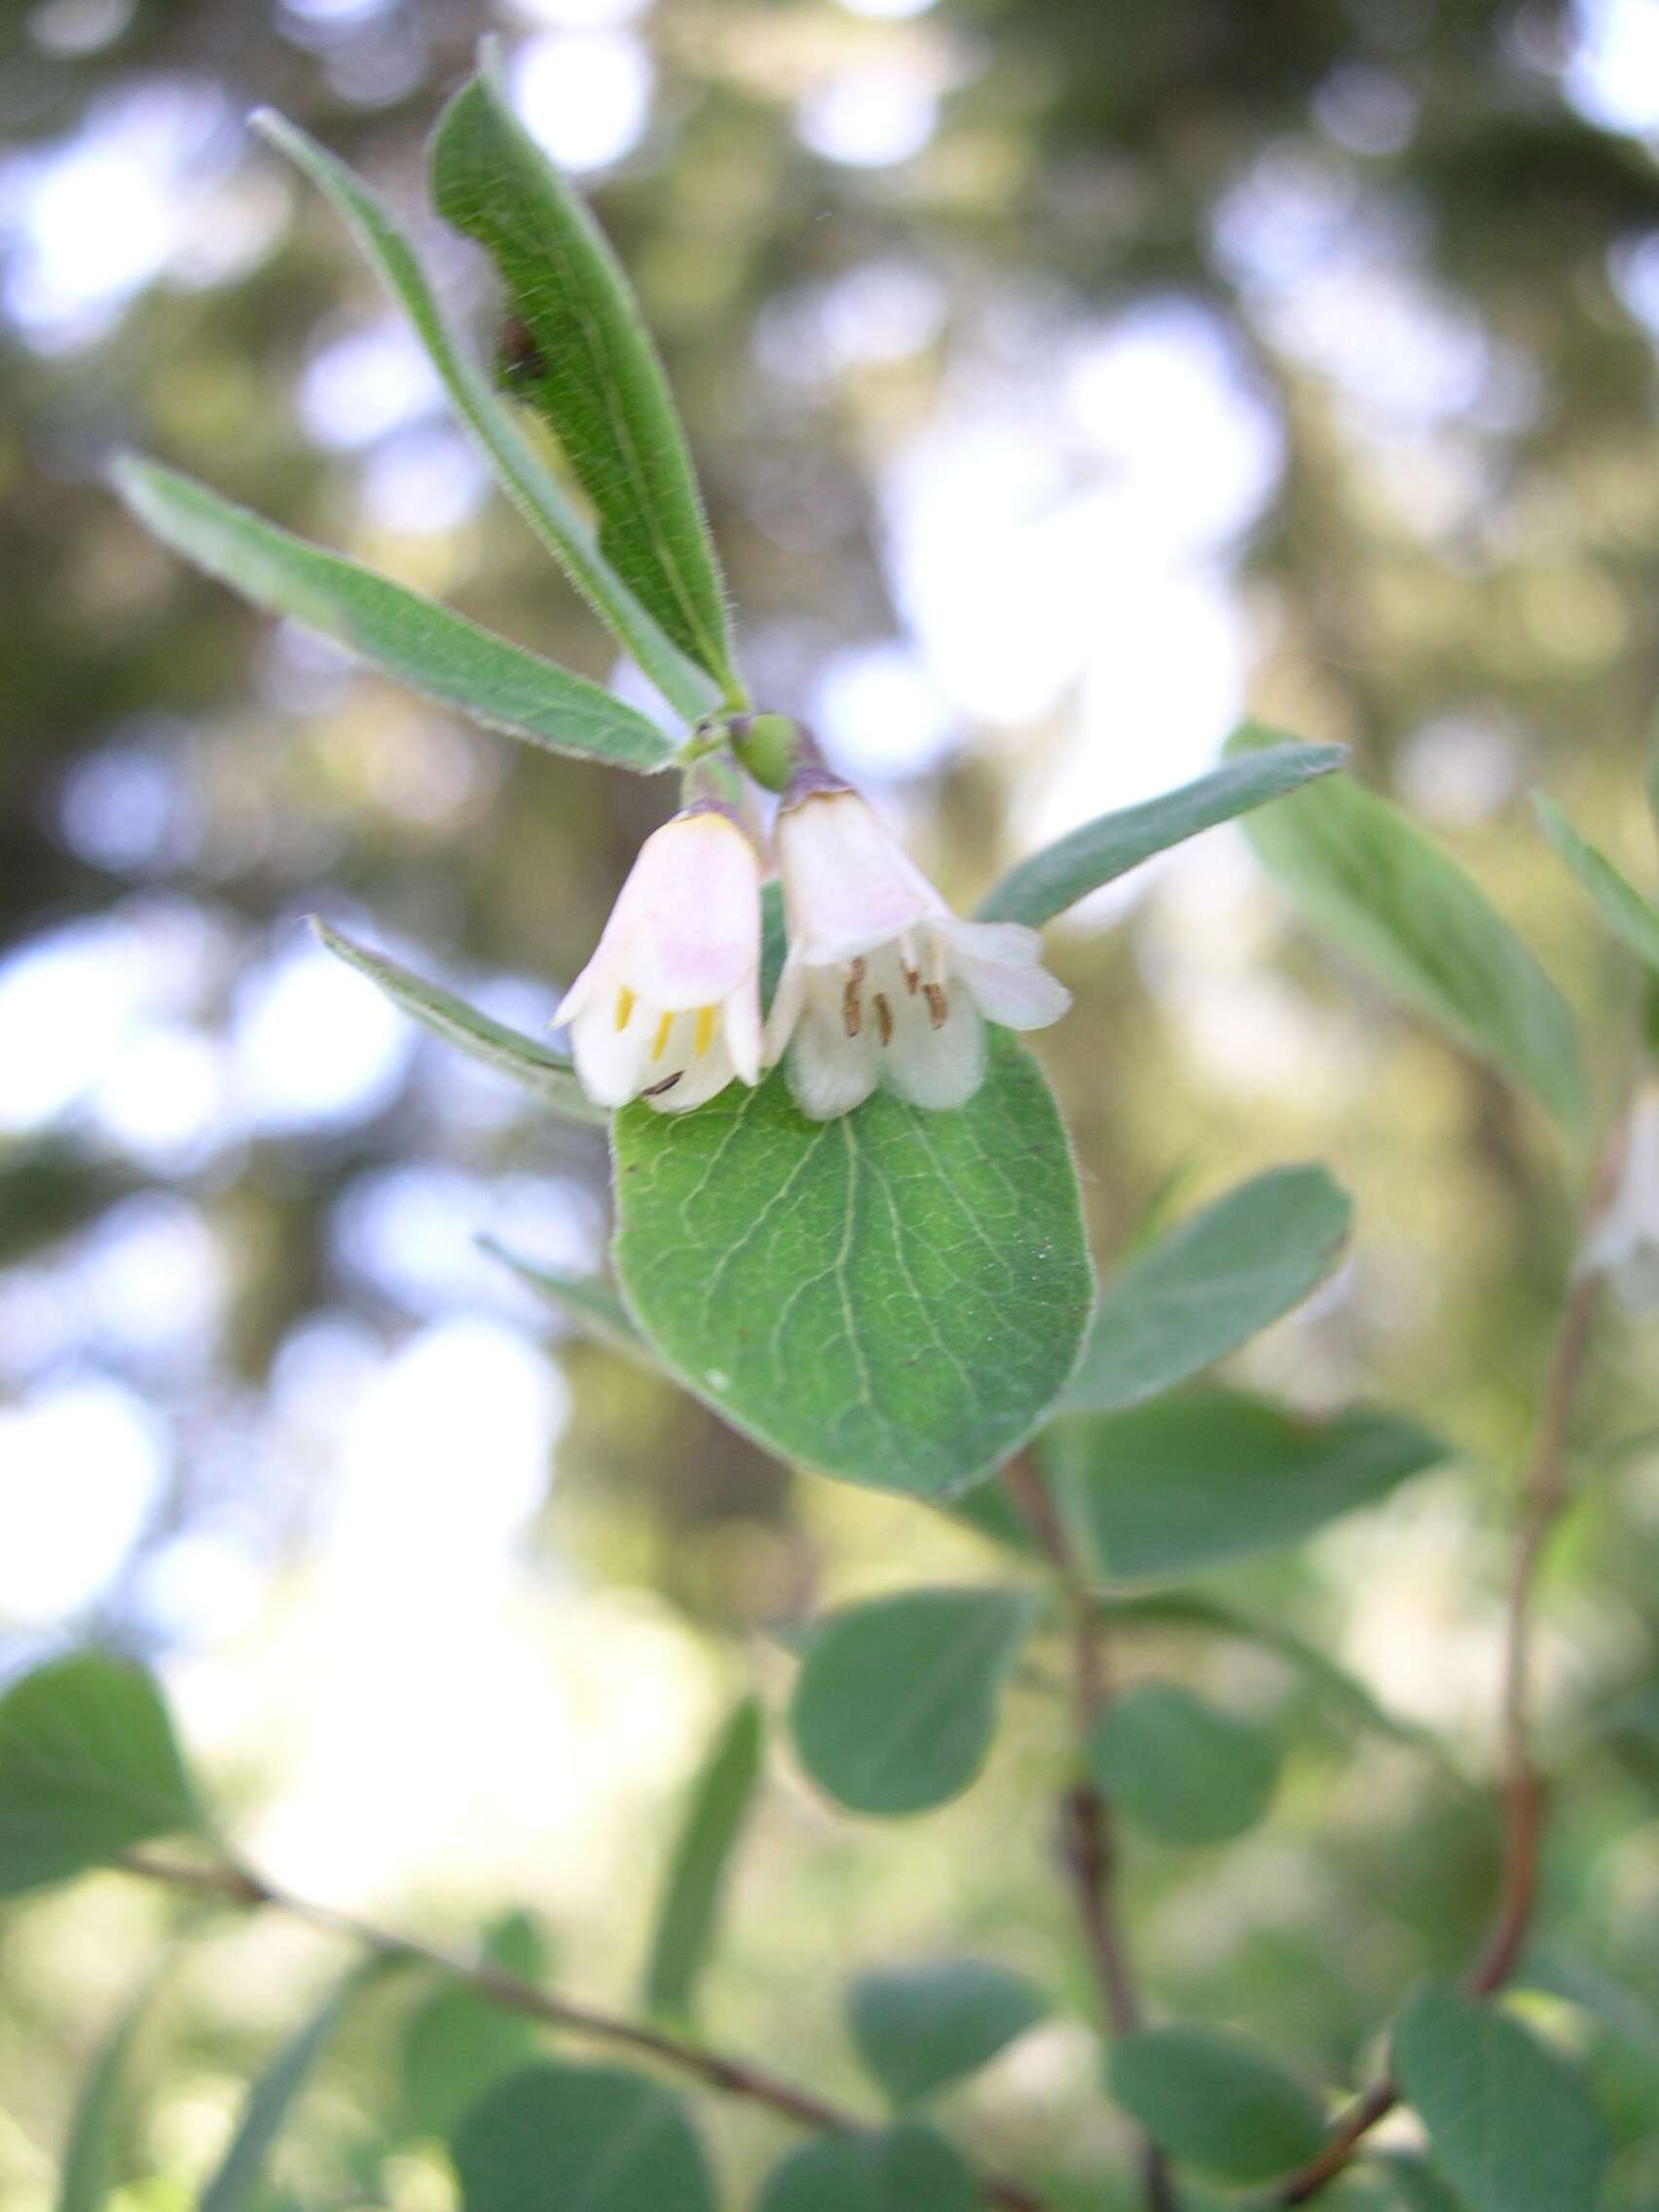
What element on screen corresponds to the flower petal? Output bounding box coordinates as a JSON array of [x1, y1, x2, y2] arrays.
[[761, 946, 807, 1066], [776, 791, 944, 965], [608, 812, 763, 1010], [724, 978, 763, 1087], [883, 986, 985, 1110], [646, 1031, 737, 1114], [785, 979, 881, 1120], [938, 918, 1071, 1030], [569, 996, 655, 1107]]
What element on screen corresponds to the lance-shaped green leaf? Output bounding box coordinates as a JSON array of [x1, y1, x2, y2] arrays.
[[252, 109, 710, 721], [1392, 1980, 1609, 2212], [430, 57, 740, 702], [977, 742, 1346, 926], [790, 1587, 1037, 1817], [479, 1235, 649, 1359], [1232, 723, 1584, 1128], [1087, 1681, 1280, 1844], [313, 921, 604, 1124], [116, 458, 673, 772], [642, 1696, 763, 2024], [453, 2062, 715, 2212], [200, 1960, 387, 2212], [1108, 2026, 1326, 2184], [0, 1650, 202, 1898], [612, 1036, 1093, 1497], [1046, 1388, 1445, 1580], [56, 1976, 161, 2212], [847, 1958, 1051, 2108], [756, 2124, 979, 2212], [1534, 794, 1659, 976], [1065, 1164, 1351, 1413]]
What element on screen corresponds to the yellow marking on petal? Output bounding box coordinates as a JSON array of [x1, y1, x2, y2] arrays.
[[693, 1005, 716, 1057], [650, 1012, 674, 1062], [614, 987, 636, 1031]]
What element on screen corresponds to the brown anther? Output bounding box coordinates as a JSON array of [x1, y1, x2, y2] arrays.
[[873, 991, 894, 1046], [924, 982, 948, 1029], [903, 965, 920, 996], [642, 1071, 682, 1097], [841, 957, 866, 1040]]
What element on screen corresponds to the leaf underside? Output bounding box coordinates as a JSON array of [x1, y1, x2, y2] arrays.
[[115, 458, 672, 772], [977, 741, 1346, 927], [1233, 724, 1583, 1129], [314, 921, 605, 1124], [430, 66, 738, 699], [1065, 1162, 1351, 1413]]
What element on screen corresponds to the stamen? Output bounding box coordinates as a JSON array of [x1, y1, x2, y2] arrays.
[[903, 965, 920, 996], [841, 956, 866, 1040], [650, 1012, 674, 1062], [924, 982, 948, 1029], [873, 991, 893, 1046], [692, 1005, 716, 1057], [642, 1071, 682, 1097], [614, 986, 636, 1031]]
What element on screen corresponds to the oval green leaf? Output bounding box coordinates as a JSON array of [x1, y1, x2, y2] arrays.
[[430, 58, 739, 701], [642, 1696, 763, 2024], [1065, 1164, 1351, 1414], [1108, 2025, 1326, 2184], [1047, 1388, 1445, 1580], [977, 743, 1346, 926], [756, 2124, 979, 2212], [0, 1650, 201, 1898], [612, 1035, 1092, 1497], [115, 459, 673, 772], [1392, 1979, 1609, 2212], [452, 2062, 715, 2212], [847, 1957, 1051, 2108], [314, 921, 604, 1124], [790, 1588, 1037, 1817], [1087, 1681, 1280, 1844], [1233, 723, 1583, 1128]]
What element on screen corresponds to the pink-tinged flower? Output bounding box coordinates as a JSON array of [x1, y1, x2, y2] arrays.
[[763, 781, 1070, 1120], [1583, 1081, 1659, 1310], [557, 808, 763, 1114]]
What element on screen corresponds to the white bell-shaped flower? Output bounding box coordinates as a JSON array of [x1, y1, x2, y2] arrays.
[[764, 782, 1070, 1120], [557, 807, 763, 1114], [1583, 1081, 1659, 1310]]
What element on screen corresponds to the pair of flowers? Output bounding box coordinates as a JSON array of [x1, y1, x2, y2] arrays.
[[557, 758, 1070, 1121]]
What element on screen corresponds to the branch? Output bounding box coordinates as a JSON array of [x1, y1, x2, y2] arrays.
[[1002, 1456, 1181, 2212], [1271, 1258, 1605, 2203], [120, 1850, 1048, 2212]]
